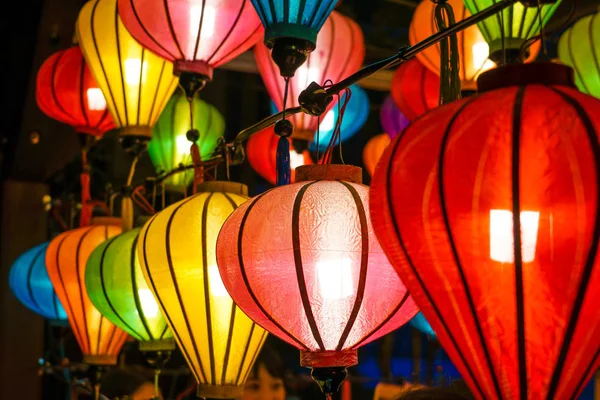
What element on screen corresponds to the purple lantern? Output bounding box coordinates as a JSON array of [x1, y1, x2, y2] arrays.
[[380, 95, 410, 139]]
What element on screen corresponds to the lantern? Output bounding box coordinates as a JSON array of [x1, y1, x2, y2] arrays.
[[76, 0, 179, 142], [410, 312, 436, 338], [247, 126, 313, 185], [380, 96, 410, 139], [558, 11, 600, 100], [255, 11, 364, 140], [371, 63, 600, 399], [216, 165, 418, 395], [86, 228, 173, 350], [363, 134, 390, 178], [9, 242, 67, 321], [462, 0, 561, 63], [46, 218, 128, 365], [250, 0, 338, 77], [148, 92, 225, 190], [137, 182, 267, 399], [390, 58, 440, 121], [36, 46, 114, 137], [118, 0, 262, 87]]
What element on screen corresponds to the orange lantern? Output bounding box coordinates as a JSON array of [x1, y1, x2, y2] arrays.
[[363, 134, 390, 177], [46, 217, 128, 365]]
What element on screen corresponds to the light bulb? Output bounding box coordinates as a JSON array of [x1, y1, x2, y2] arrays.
[[209, 264, 229, 297], [86, 88, 107, 111], [138, 288, 160, 318], [490, 209, 540, 263], [472, 42, 495, 73], [124, 58, 147, 85], [316, 257, 353, 300]]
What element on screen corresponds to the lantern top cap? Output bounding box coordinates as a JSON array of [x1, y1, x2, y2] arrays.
[[295, 165, 362, 183], [196, 181, 249, 196], [477, 62, 576, 93], [91, 217, 122, 227]]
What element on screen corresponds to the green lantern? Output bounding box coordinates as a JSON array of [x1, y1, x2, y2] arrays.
[[462, 0, 562, 63], [558, 11, 600, 100], [86, 228, 174, 351], [148, 92, 225, 190]]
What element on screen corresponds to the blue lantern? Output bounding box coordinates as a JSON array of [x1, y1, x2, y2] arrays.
[[410, 312, 436, 338], [9, 242, 67, 321]]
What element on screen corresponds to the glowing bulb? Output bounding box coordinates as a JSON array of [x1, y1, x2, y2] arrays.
[[297, 66, 321, 87], [316, 257, 353, 299], [472, 42, 495, 72], [320, 110, 336, 132], [189, 5, 215, 55], [124, 58, 147, 85], [138, 288, 160, 318], [289, 149, 306, 170], [175, 132, 191, 160], [209, 264, 229, 297], [490, 210, 540, 263], [86, 88, 107, 111]]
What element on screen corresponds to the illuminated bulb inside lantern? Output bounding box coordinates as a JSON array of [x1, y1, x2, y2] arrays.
[[289, 149, 306, 171], [297, 66, 321, 87], [472, 42, 496, 72], [124, 58, 148, 85], [86, 88, 107, 111], [138, 288, 160, 318], [316, 258, 353, 299], [175, 132, 191, 160], [320, 110, 336, 132], [490, 210, 540, 263], [209, 264, 229, 297]]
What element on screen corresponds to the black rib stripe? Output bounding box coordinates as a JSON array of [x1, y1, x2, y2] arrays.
[[104, 321, 118, 355], [50, 51, 71, 120], [201, 193, 217, 384], [128, 0, 178, 59], [306, 0, 322, 27], [76, 227, 95, 354], [53, 293, 62, 320], [385, 101, 485, 398], [147, 61, 166, 126], [292, 182, 325, 350], [114, 4, 129, 126], [235, 323, 256, 385], [566, 27, 591, 95], [141, 213, 203, 384], [192, 2, 205, 61], [437, 97, 503, 398], [546, 87, 600, 399], [207, 0, 247, 64], [130, 234, 154, 340], [215, 25, 262, 65], [237, 193, 308, 350], [158, 324, 169, 340], [78, 57, 90, 127], [163, 0, 185, 59], [96, 313, 104, 355], [220, 303, 237, 384], [26, 246, 45, 312], [241, 329, 269, 384], [135, 49, 145, 125], [335, 182, 369, 351], [297, 0, 307, 25], [283, 0, 290, 26], [570, 348, 600, 400], [253, 0, 268, 23], [267, 0, 277, 26], [419, 66, 427, 114], [512, 86, 527, 399]]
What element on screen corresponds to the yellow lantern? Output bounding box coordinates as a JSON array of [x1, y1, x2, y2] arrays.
[[137, 182, 267, 399], [76, 0, 179, 141]]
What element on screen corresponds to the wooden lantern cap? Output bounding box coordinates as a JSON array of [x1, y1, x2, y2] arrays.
[[295, 165, 363, 184], [477, 62, 576, 93], [197, 181, 249, 196]]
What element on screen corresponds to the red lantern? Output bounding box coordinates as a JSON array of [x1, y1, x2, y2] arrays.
[[254, 11, 364, 141], [36, 46, 114, 137], [371, 63, 600, 400], [246, 126, 313, 185], [118, 0, 263, 79], [216, 165, 418, 394], [390, 58, 439, 121]]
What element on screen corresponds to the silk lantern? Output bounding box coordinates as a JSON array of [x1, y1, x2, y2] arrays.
[[380, 96, 410, 139], [410, 312, 436, 339], [137, 182, 267, 399], [558, 11, 600, 100], [390, 58, 440, 121], [46, 218, 128, 365], [216, 165, 418, 395], [371, 63, 600, 399], [86, 228, 173, 351], [255, 11, 364, 140], [363, 134, 390, 178], [148, 92, 225, 190], [118, 0, 262, 87], [247, 126, 313, 185], [9, 242, 67, 321], [462, 0, 561, 63], [36, 46, 114, 137], [76, 0, 179, 142]]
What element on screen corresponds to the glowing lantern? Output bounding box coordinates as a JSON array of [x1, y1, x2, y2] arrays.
[[148, 91, 225, 190], [247, 126, 313, 185], [118, 0, 262, 85], [137, 182, 267, 399], [463, 0, 561, 63], [390, 58, 440, 121], [46, 218, 128, 365], [371, 63, 600, 399], [410, 312, 436, 338], [9, 242, 67, 321], [216, 165, 418, 395], [76, 0, 179, 142], [36, 46, 114, 137], [558, 11, 600, 100], [363, 134, 390, 178], [86, 228, 173, 350], [255, 11, 364, 140], [380, 96, 410, 139]]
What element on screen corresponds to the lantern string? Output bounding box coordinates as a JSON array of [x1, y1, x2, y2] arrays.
[[79, 147, 92, 228], [320, 85, 352, 165], [536, 0, 547, 57], [316, 114, 321, 162], [121, 155, 139, 232], [276, 77, 292, 186], [434, 0, 462, 104]]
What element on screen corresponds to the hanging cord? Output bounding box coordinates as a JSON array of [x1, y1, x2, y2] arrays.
[[121, 155, 139, 232], [79, 147, 92, 227], [275, 77, 293, 186], [434, 0, 462, 104], [320, 87, 352, 165]]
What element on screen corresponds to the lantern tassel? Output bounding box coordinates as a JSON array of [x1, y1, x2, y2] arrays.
[[434, 1, 462, 104], [191, 141, 204, 193], [276, 135, 291, 186]]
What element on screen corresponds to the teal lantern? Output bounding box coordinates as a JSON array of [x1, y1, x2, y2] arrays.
[[9, 242, 67, 321], [410, 312, 436, 338]]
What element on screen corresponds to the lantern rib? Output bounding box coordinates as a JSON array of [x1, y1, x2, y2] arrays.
[[127, 0, 178, 60], [566, 28, 591, 95], [545, 88, 600, 400], [384, 105, 485, 399], [267, 0, 277, 26], [103, 322, 118, 355], [437, 97, 503, 399], [335, 182, 369, 351], [234, 322, 256, 385], [130, 235, 155, 340], [240, 329, 269, 384], [50, 51, 71, 121], [25, 247, 45, 313], [135, 49, 145, 126], [147, 61, 166, 127], [201, 193, 218, 385], [76, 227, 96, 354], [206, 1, 248, 65], [292, 182, 326, 351], [220, 303, 237, 383], [114, 6, 129, 126], [140, 214, 204, 384], [78, 59, 91, 127], [237, 193, 309, 350], [418, 67, 428, 113], [511, 86, 527, 399], [296, 0, 306, 26], [217, 25, 263, 66], [521, 7, 538, 41], [162, 0, 185, 60], [588, 15, 600, 93], [573, 348, 600, 399], [191, 2, 205, 62], [96, 313, 105, 354], [283, 0, 290, 25]]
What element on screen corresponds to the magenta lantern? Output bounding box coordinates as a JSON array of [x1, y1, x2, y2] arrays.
[[380, 95, 410, 139]]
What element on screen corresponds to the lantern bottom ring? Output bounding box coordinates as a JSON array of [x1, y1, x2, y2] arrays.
[[138, 338, 176, 352], [300, 349, 358, 368], [196, 384, 243, 399], [82, 354, 118, 366]]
